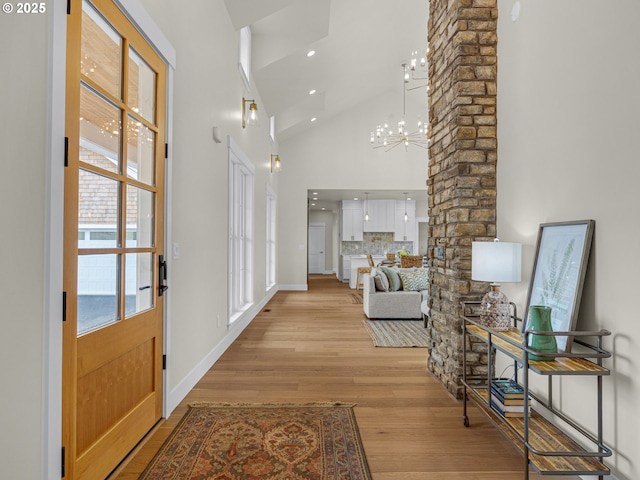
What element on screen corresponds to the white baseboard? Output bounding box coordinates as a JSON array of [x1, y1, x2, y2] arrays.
[[166, 286, 278, 414], [278, 284, 308, 291]]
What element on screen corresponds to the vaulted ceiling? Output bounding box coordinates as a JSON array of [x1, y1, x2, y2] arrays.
[[223, 0, 430, 142]]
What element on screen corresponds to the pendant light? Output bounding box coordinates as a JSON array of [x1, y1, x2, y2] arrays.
[[364, 192, 370, 222], [403, 192, 409, 222]]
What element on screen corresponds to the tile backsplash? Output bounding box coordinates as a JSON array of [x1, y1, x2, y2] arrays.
[[341, 232, 414, 255]]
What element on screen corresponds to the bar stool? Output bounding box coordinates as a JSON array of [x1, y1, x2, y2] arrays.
[[356, 267, 371, 290], [356, 254, 375, 290]]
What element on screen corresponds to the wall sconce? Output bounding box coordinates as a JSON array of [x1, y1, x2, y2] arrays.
[[242, 97, 259, 128], [270, 154, 281, 173]]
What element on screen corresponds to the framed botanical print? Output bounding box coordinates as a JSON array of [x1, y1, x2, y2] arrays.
[[523, 220, 595, 352]]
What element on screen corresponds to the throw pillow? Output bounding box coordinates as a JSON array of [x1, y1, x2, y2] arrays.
[[398, 268, 429, 292], [380, 266, 402, 292], [373, 270, 389, 291]]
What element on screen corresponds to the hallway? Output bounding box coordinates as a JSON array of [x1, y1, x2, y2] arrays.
[[113, 275, 570, 479]]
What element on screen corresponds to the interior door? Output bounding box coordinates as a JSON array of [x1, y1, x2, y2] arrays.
[[62, 1, 166, 478], [308, 224, 325, 274]]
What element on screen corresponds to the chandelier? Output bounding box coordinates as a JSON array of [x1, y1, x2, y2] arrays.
[[405, 50, 428, 91], [370, 63, 429, 152]]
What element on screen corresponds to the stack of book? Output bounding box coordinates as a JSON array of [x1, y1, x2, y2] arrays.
[[490, 379, 531, 417]]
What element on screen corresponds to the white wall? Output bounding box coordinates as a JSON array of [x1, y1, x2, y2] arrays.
[[136, 0, 278, 395], [497, 1, 640, 478], [0, 7, 51, 479], [279, 90, 429, 287]]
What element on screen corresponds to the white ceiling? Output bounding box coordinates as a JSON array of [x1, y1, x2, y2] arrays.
[[222, 0, 430, 142], [223, 0, 430, 214]]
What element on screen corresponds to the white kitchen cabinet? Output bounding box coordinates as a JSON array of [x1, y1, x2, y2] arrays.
[[341, 201, 364, 241], [342, 255, 351, 281], [363, 200, 395, 232], [394, 200, 416, 241]]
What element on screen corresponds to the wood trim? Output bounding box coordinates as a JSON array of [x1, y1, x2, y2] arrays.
[[62, 2, 83, 475]]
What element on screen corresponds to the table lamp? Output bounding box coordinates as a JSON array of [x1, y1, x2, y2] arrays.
[[472, 239, 522, 331]]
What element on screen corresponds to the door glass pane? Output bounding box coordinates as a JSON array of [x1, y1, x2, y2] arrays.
[[80, 86, 121, 174], [79, 169, 120, 248], [126, 185, 154, 248], [127, 115, 155, 185], [125, 253, 153, 317], [81, 0, 122, 99], [78, 254, 119, 335], [128, 47, 156, 123]]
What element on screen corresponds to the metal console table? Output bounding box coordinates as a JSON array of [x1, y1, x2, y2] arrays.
[[461, 301, 612, 480]]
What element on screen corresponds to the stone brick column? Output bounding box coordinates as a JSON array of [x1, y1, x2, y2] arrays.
[[426, 0, 498, 398]]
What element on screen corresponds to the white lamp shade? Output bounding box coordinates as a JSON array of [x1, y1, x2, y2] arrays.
[[472, 241, 522, 283]]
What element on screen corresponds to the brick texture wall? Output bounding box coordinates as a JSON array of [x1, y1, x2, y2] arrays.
[[426, 0, 498, 398]]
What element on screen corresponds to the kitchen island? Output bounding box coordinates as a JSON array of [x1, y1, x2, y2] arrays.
[[348, 255, 385, 289]]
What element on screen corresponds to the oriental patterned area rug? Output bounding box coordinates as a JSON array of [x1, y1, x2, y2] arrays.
[[362, 319, 430, 347], [140, 403, 372, 480]]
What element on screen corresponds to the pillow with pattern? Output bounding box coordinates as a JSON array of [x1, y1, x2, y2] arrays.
[[398, 268, 428, 292]]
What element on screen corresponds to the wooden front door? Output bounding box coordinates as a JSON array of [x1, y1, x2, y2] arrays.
[[62, 1, 166, 477]]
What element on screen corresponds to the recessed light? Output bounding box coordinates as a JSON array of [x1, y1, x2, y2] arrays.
[[321, 207, 325, 210], [353, 197, 358, 201], [307, 50, 316, 57], [311, 117, 317, 122], [311, 203, 316, 206], [309, 89, 316, 95], [313, 197, 318, 200], [312, 192, 318, 195]]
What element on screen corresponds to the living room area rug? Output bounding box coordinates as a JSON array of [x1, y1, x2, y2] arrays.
[[140, 402, 372, 479], [349, 293, 363, 304], [362, 319, 430, 347]]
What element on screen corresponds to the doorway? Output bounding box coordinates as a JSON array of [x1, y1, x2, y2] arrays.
[[308, 223, 326, 274], [62, 0, 167, 477]]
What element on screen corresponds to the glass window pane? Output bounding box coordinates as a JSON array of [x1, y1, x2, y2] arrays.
[[81, 0, 122, 99], [127, 116, 155, 185], [80, 86, 121, 174], [128, 48, 156, 123], [78, 254, 119, 335], [126, 185, 154, 248], [79, 169, 120, 248], [125, 253, 153, 317]]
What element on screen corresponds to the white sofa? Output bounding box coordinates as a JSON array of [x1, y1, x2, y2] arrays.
[[362, 273, 428, 320]]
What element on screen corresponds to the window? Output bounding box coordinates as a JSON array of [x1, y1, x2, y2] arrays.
[[266, 186, 277, 290], [269, 116, 276, 144], [238, 26, 252, 91], [228, 138, 254, 323]]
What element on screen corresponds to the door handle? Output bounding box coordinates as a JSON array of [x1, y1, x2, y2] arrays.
[[159, 255, 168, 296]]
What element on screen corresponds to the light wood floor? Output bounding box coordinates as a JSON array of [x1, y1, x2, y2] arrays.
[[112, 275, 576, 479]]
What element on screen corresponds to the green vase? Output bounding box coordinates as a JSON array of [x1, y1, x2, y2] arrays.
[[526, 305, 557, 361]]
